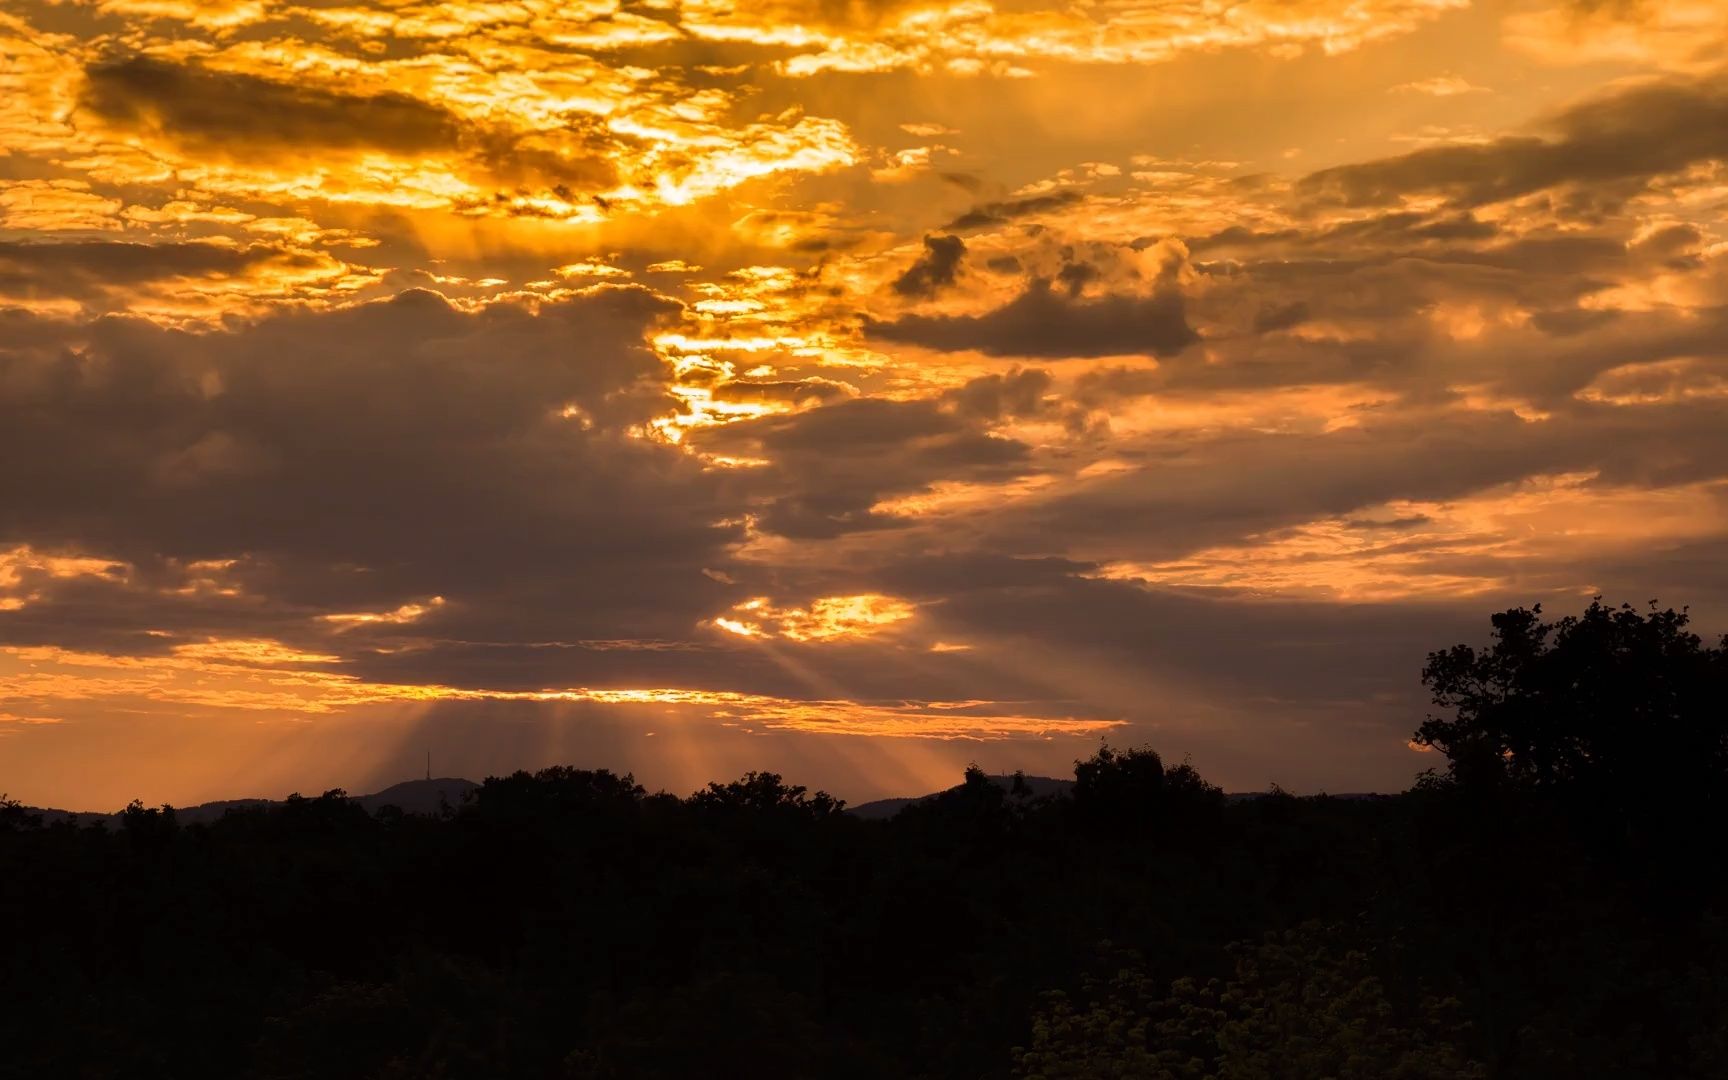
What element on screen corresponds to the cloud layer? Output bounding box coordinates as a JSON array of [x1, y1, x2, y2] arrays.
[[3, 0, 1727, 809]]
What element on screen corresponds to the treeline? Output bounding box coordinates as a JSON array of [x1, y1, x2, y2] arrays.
[[2, 600, 1726, 1079]]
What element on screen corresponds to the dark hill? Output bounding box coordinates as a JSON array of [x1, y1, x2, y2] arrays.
[[847, 773, 1074, 819], [354, 777, 479, 817], [846, 777, 1387, 819]]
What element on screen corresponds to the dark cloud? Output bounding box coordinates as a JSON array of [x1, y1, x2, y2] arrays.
[[0, 240, 298, 302], [0, 309, 83, 352], [945, 190, 1084, 230], [0, 286, 745, 657], [1343, 515, 1434, 531], [690, 397, 1035, 539], [1187, 225, 1302, 254], [1073, 364, 1164, 405], [1439, 234, 1627, 273], [1299, 75, 1728, 208], [81, 57, 461, 155], [1191, 232, 1637, 347], [1252, 300, 1310, 333], [1631, 222, 1706, 265], [1163, 221, 1719, 400], [733, 396, 961, 452], [468, 128, 620, 191], [868, 552, 1095, 597], [1316, 212, 1501, 247], [976, 402, 1728, 565], [710, 378, 856, 407], [944, 367, 1054, 420], [1055, 260, 1099, 297], [891, 234, 966, 298], [868, 278, 1198, 359], [1463, 294, 1728, 403], [1531, 308, 1620, 336], [1193, 213, 1498, 256], [78, 56, 614, 189]]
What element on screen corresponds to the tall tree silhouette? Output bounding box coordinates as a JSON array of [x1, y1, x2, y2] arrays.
[[1415, 600, 1728, 814]]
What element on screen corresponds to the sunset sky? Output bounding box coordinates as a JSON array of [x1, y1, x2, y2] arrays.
[[3, 0, 1727, 810]]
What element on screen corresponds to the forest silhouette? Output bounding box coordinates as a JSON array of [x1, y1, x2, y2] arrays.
[[3, 600, 1726, 1079]]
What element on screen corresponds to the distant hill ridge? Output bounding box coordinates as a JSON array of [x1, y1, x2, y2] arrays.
[[19, 777, 480, 828], [845, 774, 1387, 819], [846, 773, 1076, 820], [16, 774, 1385, 826]]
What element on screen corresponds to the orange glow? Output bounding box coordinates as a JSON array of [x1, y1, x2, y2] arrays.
[[322, 597, 447, 629], [711, 595, 918, 642], [1095, 476, 1728, 601], [0, 641, 1117, 743]]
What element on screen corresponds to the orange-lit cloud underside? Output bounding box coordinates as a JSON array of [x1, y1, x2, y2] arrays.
[[1, 639, 1120, 741], [3, 0, 1728, 806]]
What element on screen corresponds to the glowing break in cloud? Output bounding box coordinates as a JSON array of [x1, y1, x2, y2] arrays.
[[712, 595, 918, 641]]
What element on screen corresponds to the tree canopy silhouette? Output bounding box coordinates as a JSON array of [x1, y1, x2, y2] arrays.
[[1415, 600, 1728, 821]]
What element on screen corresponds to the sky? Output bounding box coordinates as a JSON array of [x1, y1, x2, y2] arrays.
[[2, 0, 1727, 811]]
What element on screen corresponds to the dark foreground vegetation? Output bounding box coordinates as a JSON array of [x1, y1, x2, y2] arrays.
[[3, 601, 1727, 1079]]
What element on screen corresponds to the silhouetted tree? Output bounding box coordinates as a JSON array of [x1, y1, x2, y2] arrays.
[[1414, 600, 1728, 825], [119, 799, 179, 846], [1071, 744, 1224, 839], [468, 766, 646, 822], [689, 771, 844, 820], [0, 794, 41, 832]]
